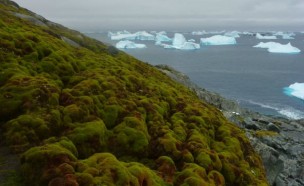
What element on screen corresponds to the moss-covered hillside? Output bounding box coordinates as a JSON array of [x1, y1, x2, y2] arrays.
[[0, 1, 268, 185]]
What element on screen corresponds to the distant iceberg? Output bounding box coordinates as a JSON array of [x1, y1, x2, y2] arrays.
[[135, 31, 155, 40], [155, 33, 172, 43], [284, 83, 304, 100], [242, 31, 254, 36], [253, 42, 301, 54], [111, 33, 137, 40], [172, 33, 187, 47], [164, 33, 200, 50], [110, 31, 154, 41], [200, 35, 236, 45], [256, 33, 277, 39], [272, 31, 295, 39], [282, 34, 294, 39], [224, 31, 240, 38], [192, 31, 207, 35], [116, 40, 146, 49]]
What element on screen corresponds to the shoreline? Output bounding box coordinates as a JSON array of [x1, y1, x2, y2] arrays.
[[156, 64, 304, 186]]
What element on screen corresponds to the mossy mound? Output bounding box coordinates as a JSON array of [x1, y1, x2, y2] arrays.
[[0, 1, 268, 185]]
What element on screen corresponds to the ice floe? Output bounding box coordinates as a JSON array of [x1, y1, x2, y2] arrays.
[[253, 42, 300, 54], [200, 35, 236, 45], [256, 33, 277, 39], [116, 40, 146, 49], [284, 83, 304, 101]]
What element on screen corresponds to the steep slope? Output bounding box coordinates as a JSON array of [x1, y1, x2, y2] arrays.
[[0, 1, 268, 185]]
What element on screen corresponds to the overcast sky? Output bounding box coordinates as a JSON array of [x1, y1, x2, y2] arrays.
[[14, 0, 304, 32]]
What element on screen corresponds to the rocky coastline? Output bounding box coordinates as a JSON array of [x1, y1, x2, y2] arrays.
[[156, 64, 304, 186]]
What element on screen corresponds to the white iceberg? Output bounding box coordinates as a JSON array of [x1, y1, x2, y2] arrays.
[[207, 30, 226, 34], [164, 33, 200, 50], [256, 33, 277, 39], [284, 83, 304, 100], [224, 31, 240, 38], [253, 42, 301, 54], [180, 42, 201, 50], [273, 31, 295, 36], [188, 39, 195, 42], [116, 40, 146, 49], [242, 31, 254, 36], [272, 32, 295, 39], [111, 33, 137, 40], [192, 31, 207, 35], [157, 31, 167, 35], [110, 30, 154, 41], [172, 33, 187, 47], [282, 34, 294, 39], [163, 44, 175, 49], [200, 35, 236, 45], [155, 33, 172, 42], [135, 31, 155, 40]]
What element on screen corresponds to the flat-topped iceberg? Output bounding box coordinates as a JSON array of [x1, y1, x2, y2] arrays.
[[164, 33, 200, 50], [242, 31, 254, 36], [224, 31, 240, 38], [253, 42, 301, 54], [110, 31, 155, 41], [256, 33, 277, 39], [111, 33, 137, 40], [192, 31, 207, 35], [116, 40, 146, 49], [200, 35, 236, 45], [284, 83, 304, 100]]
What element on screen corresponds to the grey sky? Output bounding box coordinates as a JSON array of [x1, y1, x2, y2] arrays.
[[13, 0, 304, 31]]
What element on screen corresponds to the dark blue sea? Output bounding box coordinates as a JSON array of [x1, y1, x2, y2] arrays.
[[86, 32, 304, 119]]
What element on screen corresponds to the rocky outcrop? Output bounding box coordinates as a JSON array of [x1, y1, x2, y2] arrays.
[[157, 64, 304, 186]]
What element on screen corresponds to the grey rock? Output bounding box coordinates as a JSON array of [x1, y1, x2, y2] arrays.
[[267, 123, 281, 133], [244, 118, 261, 130], [11, 12, 47, 27], [61, 36, 80, 48]]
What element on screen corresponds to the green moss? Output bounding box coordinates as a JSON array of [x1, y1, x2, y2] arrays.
[[196, 151, 212, 169], [255, 130, 278, 138], [67, 120, 108, 158], [102, 105, 125, 129], [0, 2, 268, 185], [4, 114, 50, 150], [20, 138, 77, 185]]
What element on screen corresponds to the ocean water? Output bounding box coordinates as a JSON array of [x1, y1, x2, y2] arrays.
[[86, 32, 304, 119]]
